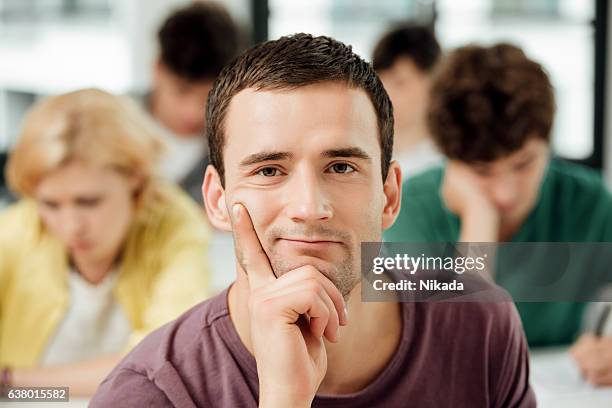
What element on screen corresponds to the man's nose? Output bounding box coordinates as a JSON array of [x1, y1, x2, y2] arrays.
[[283, 169, 332, 223]]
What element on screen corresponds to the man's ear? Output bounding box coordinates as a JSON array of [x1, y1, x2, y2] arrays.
[[381, 160, 402, 231], [202, 164, 232, 232]]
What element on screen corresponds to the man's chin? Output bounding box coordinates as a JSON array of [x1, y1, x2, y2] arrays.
[[271, 255, 338, 279], [270, 255, 359, 299]]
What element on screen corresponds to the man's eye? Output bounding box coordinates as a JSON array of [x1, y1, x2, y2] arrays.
[[257, 167, 281, 177], [329, 163, 356, 174]]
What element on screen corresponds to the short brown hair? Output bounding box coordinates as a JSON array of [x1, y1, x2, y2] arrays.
[[428, 43, 555, 163], [206, 33, 394, 185]]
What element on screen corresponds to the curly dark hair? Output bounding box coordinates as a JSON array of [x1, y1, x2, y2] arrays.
[[428, 43, 555, 163], [206, 33, 394, 186], [158, 1, 240, 81]]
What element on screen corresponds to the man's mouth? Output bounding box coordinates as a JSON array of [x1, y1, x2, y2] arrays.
[[281, 237, 341, 243], [277, 237, 342, 250]]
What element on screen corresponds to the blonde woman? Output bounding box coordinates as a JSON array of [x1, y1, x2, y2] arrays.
[[0, 89, 211, 396]]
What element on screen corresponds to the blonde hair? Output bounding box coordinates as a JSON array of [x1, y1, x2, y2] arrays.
[[6, 88, 165, 201]]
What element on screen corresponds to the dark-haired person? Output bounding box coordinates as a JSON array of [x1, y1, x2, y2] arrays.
[[384, 43, 612, 385], [91, 34, 535, 407], [373, 23, 442, 179], [145, 1, 240, 201]]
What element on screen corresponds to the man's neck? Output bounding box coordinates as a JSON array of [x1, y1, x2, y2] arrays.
[[228, 272, 403, 395], [318, 298, 402, 394]]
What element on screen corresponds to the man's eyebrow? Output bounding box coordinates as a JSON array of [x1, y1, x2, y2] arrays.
[[322, 147, 372, 161], [239, 151, 293, 167]]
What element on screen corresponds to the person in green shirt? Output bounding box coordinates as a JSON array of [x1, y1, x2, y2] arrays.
[[384, 43, 612, 386]]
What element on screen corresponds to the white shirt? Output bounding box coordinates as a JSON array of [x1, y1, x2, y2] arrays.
[[40, 269, 131, 366], [157, 126, 206, 183]]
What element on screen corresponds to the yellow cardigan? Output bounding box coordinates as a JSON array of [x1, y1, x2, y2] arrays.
[[0, 184, 211, 368]]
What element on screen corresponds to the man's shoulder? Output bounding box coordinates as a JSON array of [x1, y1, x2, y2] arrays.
[[91, 290, 233, 406], [446, 300, 522, 333], [108, 289, 228, 376], [410, 283, 524, 342], [399, 291, 533, 405], [408, 295, 527, 383]]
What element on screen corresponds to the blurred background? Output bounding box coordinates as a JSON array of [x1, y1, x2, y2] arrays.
[[1, 2, 611, 405], [0, 0, 607, 203]]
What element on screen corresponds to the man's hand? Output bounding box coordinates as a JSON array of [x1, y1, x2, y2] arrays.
[[571, 334, 612, 386], [442, 161, 500, 242], [442, 161, 492, 217], [231, 203, 348, 408]]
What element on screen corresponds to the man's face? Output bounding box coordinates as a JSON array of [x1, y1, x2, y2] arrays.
[[465, 138, 550, 226], [152, 62, 213, 137], [378, 57, 430, 135], [219, 82, 395, 296]]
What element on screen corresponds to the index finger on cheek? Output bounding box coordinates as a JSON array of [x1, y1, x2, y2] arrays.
[[231, 202, 277, 289]]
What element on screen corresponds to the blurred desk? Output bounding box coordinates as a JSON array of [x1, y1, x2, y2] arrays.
[[531, 347, 612, 407]]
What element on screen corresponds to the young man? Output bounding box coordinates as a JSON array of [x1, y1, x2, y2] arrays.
[[91, 34, 535, 407], [384, 43, 612, 385], [146, 1, 240, 201], [372, 23, 442, 179]]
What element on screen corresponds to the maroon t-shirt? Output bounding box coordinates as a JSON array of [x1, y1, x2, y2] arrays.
[[91, 288, 535, 407]]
